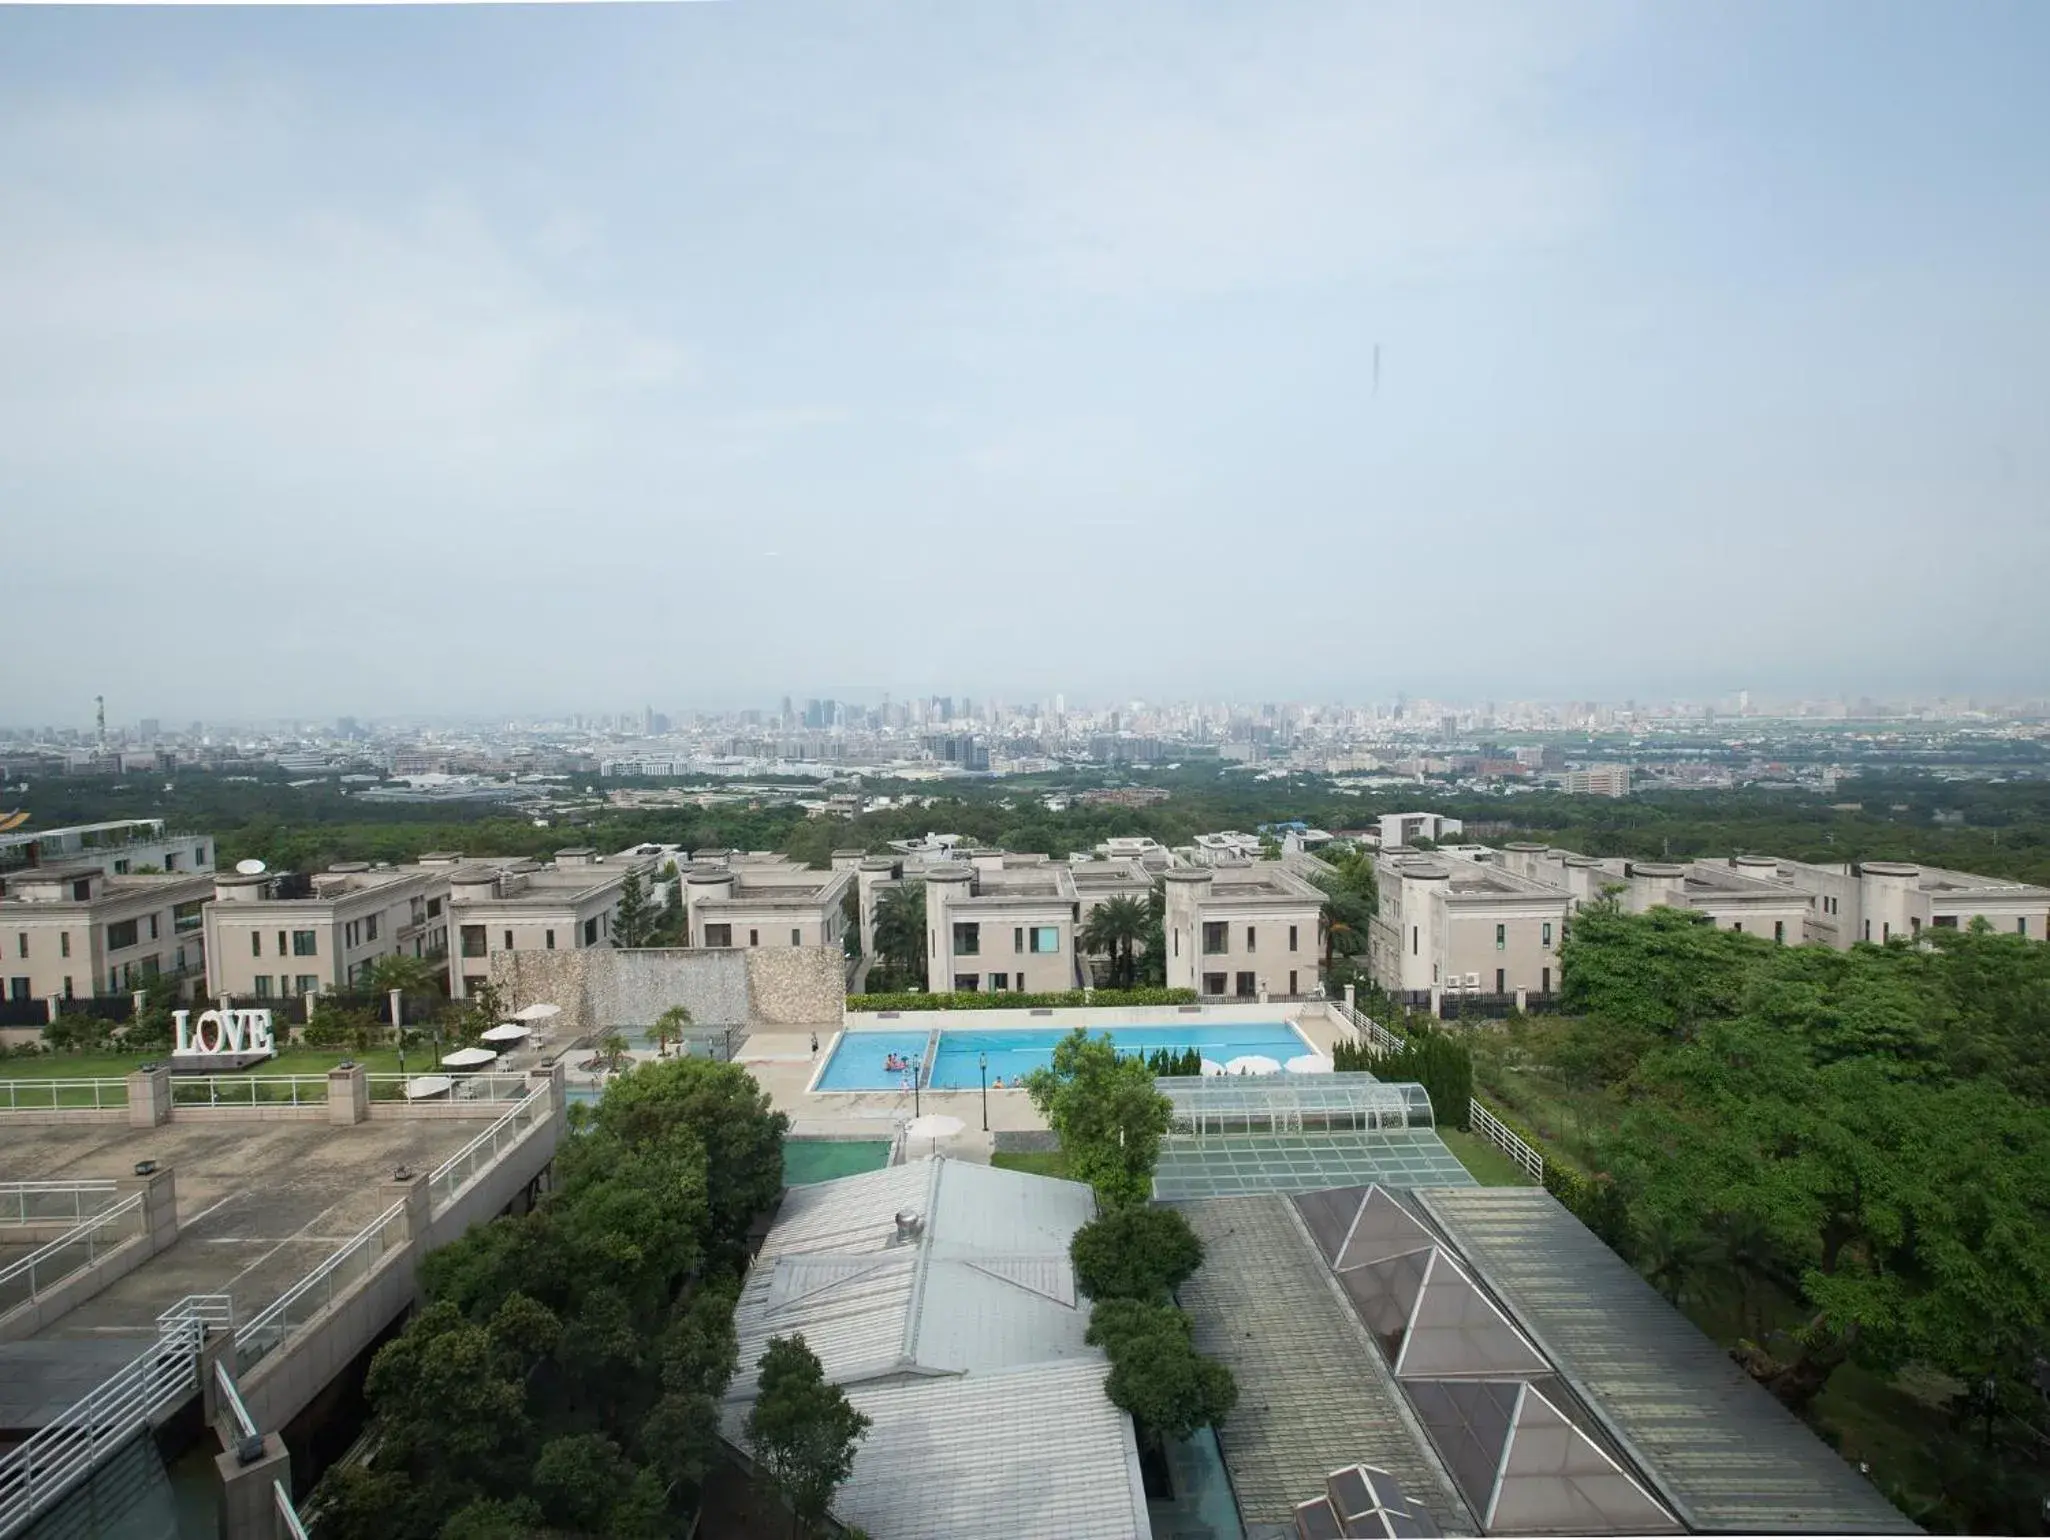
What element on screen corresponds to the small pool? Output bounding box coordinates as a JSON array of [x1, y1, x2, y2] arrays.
[[784, 1140, 892, 1185], [815, 1021, 1316, 1092]]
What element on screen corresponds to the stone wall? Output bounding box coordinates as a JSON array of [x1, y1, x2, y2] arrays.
[[489, 946, 844, 1036]]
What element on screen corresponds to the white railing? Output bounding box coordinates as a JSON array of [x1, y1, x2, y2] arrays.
[[0, 1294, 227, 1537], [428, 1086, 551, 1212], [168, 1075, 330, 1108], [159, 1293, 236, 1333], [0, 1079, 128, 1114], [234, 1200, 410, 1375], [275, 1480, 310, 1540], [0, 1193, 144, 1318], [214, 1360, 258, 1442], [1469, 1098, 1544, 1183], [1331, 1000, 1408, 1058], [0, 1181, 120, 1226], [364, 1071, 531, 1104]]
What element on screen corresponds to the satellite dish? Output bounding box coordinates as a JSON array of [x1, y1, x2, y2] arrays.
[[235, 858, 267, 875]]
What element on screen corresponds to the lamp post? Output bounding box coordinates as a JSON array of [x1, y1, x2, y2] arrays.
[[979, 1050, 989, 1132]]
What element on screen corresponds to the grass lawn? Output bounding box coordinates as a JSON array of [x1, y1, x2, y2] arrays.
[[990, 1148, 1073, 1180], [1, 1046, 410, 1079], [1438, 1126, 1538, 1186]]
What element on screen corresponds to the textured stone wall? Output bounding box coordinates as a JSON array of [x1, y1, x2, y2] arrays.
[[489, 946, 844, 1034]]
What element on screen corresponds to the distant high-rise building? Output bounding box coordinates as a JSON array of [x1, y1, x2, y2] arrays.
[[139, 718, 161, 742]]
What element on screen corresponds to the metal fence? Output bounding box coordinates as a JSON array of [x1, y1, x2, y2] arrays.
[[428, 1086, 551, 1212], [234, 1200, 410, 1376], [0, 1294, 228, 1538], [364, 1071, 531, 1104], [0, 999, 49, 1029], [168, 1075, 331, 1109], [0, 1079, 129, 1114], [1468, 1098, 1545, 1182], [0, 1181, 120, 1226], [1330, 999, 1408, 1057], [0, 1194, 145, 1319]]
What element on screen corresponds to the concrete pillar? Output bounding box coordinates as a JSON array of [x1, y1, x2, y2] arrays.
[[328, 1064, 368, 1126], [127, 1066, 172, 1127], [46, 995, 62, 1024], [1343, 983, 1356, 1016], [131, 989, 146, 1020], [136, 1165, 179, 1254], [1428, 984, 1442, 1018], [214, 1432, 290, 1540], [1514, 987, 1528, 1013], [393, 1169, 432, 1246], [388, 988, 404, 1033]]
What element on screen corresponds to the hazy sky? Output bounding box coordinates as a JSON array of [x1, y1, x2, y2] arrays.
[[4, 1, 2047, 725]]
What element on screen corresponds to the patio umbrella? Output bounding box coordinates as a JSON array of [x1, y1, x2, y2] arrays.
[[1199, 1059, 1228, 1077], [1224, 1054, 1283, 1077], [403, 1075, 454, 1100], [513, 1002, 563, 1022], [1286, 1053, 1335, 1075], [441, 1046, 498, 1070], [904, 1113, 965, 1155], [480, 1024, 531, 1045]]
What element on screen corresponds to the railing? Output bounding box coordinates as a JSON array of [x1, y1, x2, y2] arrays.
[[275, 1480, 310, 1540], [428, 1085, 551, 1211], [234, 1200, 410, 1375], [1469, 1098, 1544, 1183], [169, 1075, 331, 1108], [0, 1193, 145, 1318], [0, 1079, 129, 1113], [364, 1071, 531, 1104], [1331, 999, 1407, 1058], [0, 1294, 227, 1538], [159, 1293, 236, 1333], [0, 1180, 120, 1225], [214, 1360, 257, 1442]]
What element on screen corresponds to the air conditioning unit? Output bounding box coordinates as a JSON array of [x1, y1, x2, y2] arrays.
[[1464, 973, 1480, 989]]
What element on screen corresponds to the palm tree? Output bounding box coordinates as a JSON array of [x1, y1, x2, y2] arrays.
[[871, 883, 928, 988], [364, 952, 447, 999], [654, 1003, 693, 1057], [1322, 915, 1358, 971], [1081, 895, 1150, 989]]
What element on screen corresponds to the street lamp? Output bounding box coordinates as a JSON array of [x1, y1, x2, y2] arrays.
[[912, 1057, 922, 1118], [979, 1050, 989, 1132]]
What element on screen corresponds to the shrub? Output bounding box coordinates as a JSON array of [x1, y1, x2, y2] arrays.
[[1070, 1206, 1205, 1302]]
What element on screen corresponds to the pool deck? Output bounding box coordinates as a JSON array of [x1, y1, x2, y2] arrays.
[[734, 1004, 1353, 1160]]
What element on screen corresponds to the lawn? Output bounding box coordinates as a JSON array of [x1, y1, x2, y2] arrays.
[[1437, 1126, 1538, 1186], [1, 1046, 410, 1079], [990, 1148, 1073, 1180]]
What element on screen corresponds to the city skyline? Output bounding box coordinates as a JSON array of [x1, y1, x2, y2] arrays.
[[5, 3, 2048, 719]]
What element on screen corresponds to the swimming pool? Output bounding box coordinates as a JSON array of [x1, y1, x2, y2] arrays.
[[814, 1021, 1316, 1092]]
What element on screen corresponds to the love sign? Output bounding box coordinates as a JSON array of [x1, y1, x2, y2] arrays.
[[172, 1008, 277, 1059]]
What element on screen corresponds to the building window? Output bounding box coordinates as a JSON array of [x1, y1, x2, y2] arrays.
[[196, 846, 207, 865], [545, 929, 555, 950], [1235, 971, 1255, 998], [1932, 915, 1958, 929], [7, 978, 27, 1002], [1014, 927, 1025, 954], [108, 919, 139, 951], [584, 917, 600, 946], [704, 923, 731, 948], [952, 922, 981, 956], [1732, 922, 1742, 933], [427, 897, 443, 918], [991, 972, 1009, 991], [1495, 968, 1505, 993], [62, 977, 74, 999], [175, 900, 204, 934], [14, 933, 23, 958], [1031, 926, 1060, 953], [1288, 924, 1298, 952], [114, 860, 130, 876], [365, 914, 379, 942], [1882, 922, 1890, 942], [1246, 925, 1257, 952], [1202, 972, 1227, 995], [1288, 969, 1298, 994], [292, 930, 317, 956], [60, 932, 71, 958], [1864, 919, 1871, 941], [1173, 929, 1179, 957], [1910, 916, 1921, 935], [1495, 923, 1506, 951], [1541, 922, 1552, 946], [1775, 920, 1786, 944], [72, 879, 91, 902], [251, 931, 262, 957], [791, 928, 802, 947], [1201, 921, 1228, 954], [148, 915, 160, 940], [2021, 917, 2031, 937], [1542, 966, 1551, 993], [956, 974, 980, 993], [504, 930, 514, 951], [345, 922, 357, 949], [296, 974, 319, 996], [165, 853, 179, 871], [460, 925, 487, 958], [254, 976, 275, 998], [1411, 926, 1418, 956], [749, 929, 760, 947]]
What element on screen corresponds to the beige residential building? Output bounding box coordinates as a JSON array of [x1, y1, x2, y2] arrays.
[[1498, 845, 1813, 944], [924, 860, 1081, 994], [1368, 850, 1570, 998], [2, 864, 217, 1004], [205, 862, 449, 1001], [0, 819, 216, 879], [1769, 857, 2050, 947], [448, 847, 661, 997], [1556, 765, 1632, 797], [682, 859, 852, 954], [1162, 860, 1324, 1000]]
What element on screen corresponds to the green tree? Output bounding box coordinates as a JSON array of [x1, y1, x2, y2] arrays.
[[1080, 894, 1151, 988], [612, 869, 657, 948], [745, 1336, 872, 1538], [1070, 1204, 1205, 1302], [1023, 1030, 1174, 1207], [365, 952, 449, 999], [1084, 1298, 1238, 1441], [653, 1002, 693, 1056], [870, 882, 927, 987]]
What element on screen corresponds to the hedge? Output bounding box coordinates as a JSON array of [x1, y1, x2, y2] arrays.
[[846, 988, 1200, 1013]]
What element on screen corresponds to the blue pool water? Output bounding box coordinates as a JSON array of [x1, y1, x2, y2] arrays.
[[815, 1022, 1315, 1092]]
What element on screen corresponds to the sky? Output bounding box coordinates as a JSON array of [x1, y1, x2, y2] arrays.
[[2, 0, 2047, 725]]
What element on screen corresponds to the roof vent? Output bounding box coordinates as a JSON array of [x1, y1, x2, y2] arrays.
[[892, 1210, 924, 1242]]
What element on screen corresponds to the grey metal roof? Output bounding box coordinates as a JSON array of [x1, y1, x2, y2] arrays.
[[728, 1156, 1097, 1396], [1172, 1196, 1476, 1535], [1415, 1187, 1918, 1534], [1153, 1130, 1477, 1200]]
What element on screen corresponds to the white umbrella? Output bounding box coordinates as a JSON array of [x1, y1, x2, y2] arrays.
[[1224, 1055, 1283, 1077], [513, 1002, 562, 1022], [1286, 1053, 1335, 1075], [904, 1113, 965, 1154], [1200, 1059, 1228, 1077], [403, 1075, 454, 1100], [480, 1023, 531, 1044], [441, 1046, 498, 1070]]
